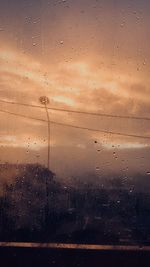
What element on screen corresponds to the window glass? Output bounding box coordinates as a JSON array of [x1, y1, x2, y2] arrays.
[[0, 0, 150, 247]]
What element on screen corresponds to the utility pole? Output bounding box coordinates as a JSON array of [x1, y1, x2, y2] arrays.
[[39, 96, 50, 229]]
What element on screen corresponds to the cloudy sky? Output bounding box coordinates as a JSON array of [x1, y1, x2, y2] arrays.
[[0, 0, 150, 178]]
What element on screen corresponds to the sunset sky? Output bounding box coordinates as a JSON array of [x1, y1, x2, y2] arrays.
[[0, 0, 150, 178]]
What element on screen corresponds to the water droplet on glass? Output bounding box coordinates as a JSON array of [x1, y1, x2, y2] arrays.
[[120, 23, 125, 27]]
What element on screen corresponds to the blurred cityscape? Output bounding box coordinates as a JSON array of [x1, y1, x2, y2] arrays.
[[0, 163, 150, 246]]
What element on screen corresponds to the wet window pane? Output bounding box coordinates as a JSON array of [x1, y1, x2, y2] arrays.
[[0, 0, 150, 248]]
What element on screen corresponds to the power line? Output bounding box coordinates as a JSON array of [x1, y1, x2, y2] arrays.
[[50, 121, 150, 140], [0, 98, 150, 121], [0, 108, 150, 140], [0, 109, 46, 122]]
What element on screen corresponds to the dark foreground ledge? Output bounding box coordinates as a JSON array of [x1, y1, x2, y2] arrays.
[[0, 244, 150, 267]]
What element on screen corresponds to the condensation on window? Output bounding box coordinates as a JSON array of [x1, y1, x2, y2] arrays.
[[0, 0, 150, 247]]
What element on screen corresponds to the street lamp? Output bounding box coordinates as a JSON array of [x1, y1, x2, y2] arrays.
[[39, 96, 50, 229], [39, 96, 50, 170]]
